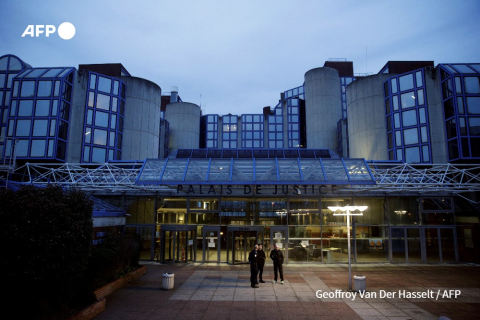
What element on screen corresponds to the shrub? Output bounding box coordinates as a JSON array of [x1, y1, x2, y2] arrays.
[[0, 185, 94, 319]]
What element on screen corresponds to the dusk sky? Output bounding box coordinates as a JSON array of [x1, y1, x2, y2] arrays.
[[1, 0, 480, 115]]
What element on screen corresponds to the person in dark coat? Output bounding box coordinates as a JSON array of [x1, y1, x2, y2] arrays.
[[257, 244, 266, 283], [248, 244, 259, 288], [269, 244, 284, 284]]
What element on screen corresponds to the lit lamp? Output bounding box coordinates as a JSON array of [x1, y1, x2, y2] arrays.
[[327, 205, 368, 291]]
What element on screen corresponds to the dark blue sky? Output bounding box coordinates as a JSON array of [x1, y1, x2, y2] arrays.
[[2, 0, 480, 115]]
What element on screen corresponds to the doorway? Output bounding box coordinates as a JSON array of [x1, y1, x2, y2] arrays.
[[159, 225, 197, 263], [270, 226, 288, 263], [202, 226, 221, 263], [424, 227, 457, 263], [227, 226, 263, 264]]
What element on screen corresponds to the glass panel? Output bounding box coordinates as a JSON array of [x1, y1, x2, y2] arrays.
[[47, 140, 54, 157], [401, 92, 416, 109], [85, 127, 92, 143], [468, 118, 480, 135], [464, 77, 480, 94], [421, 126, 428, 143], [321, 159, 348, 181], [24, 68, 47, 78], [391, 78, 397, 94], [110, 114, 116, 129], [54, 81, 60, 96], [92, 147, 106, 163], [402, 109, 417, 127], [425, 228, 440, 262], [98, 76, 112, 93], [9, 100, 16, 116], [86, 109, 93, 125], [113, 81, 119, 95], [255, 159, 277, 181], [0, 57, 8, 70], [459, 117, 467, 135], [395, 131, 402, 146], [36, 81, 52, 97], [455, 77, 462, 94], [35, 100, 50, 116], [109, 131, 115, 147], [422, 145, 430, 162], [16, 119, 31, 136], [466, 97, 480, 114], [394, 113, 400, 128], [440, 228, 455, 262], [457, 97, 465, 114], [96, 93, 110, 110], [417, 89, 424, 105], [83, 146, 90, 162], [231, 159, 254, 181], [93, 129, 108, 145], [419, 107, 426, 124], [208, 159, 232, 181], [15, 140, 29, 156], [277, 159, 301, 181], [41, 68, 63, 78], [112, 97, 118, 112], [18, 100, 33, 116], [403, 128, 418, 145], [343, 159, 372, 181], [184, 159, 209, 181], [405, 146, 420, 163], [298, 159, 325, 181], [452, 64, 476, 73], [161, 159, 188, 181], [415, 71, 423, 87], [20, 81, 35, 97], [89, 74, 96, 90], [88, 91, 95, 107], [94, 111, 109, 127], [391, 228, 405, 262], [399, 74, 414, 91], [33, 120, 48, 136], [49, 119, 56, 136], [30, 140, 46, 157], [406, 229, 422, 262]]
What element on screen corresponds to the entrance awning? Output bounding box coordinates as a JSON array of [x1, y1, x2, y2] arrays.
[[136, 158, 376, 185]]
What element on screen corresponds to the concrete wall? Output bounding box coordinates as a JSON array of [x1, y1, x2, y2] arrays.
[[425, 68, 448, 163], [121, 76, 161, 160], [164, 102, 200, 151], [347, 74, 392, 160], [304, 67, 342, 150], [66, 70, 88, 162]]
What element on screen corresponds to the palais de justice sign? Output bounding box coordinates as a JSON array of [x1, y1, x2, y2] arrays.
[[176, 184, 338, 196]]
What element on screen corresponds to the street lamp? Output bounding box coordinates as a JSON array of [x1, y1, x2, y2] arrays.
[[327, 205, 368, 291]]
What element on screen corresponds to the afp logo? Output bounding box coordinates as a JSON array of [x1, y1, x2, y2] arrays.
[[21, 22, 76, 40]]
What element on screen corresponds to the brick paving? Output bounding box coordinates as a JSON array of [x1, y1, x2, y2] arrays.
[[94, 263, 480, 320]]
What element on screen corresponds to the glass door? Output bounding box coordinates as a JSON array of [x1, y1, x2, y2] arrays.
[[160, 225, 196, 263], [203, 226, 221, 263], [227, 226, 262, 264], [425, 227, 457, 263]]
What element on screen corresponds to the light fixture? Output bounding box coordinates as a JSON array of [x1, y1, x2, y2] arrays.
[[328, 205, 368, 291], [394, 210, 407, 215]]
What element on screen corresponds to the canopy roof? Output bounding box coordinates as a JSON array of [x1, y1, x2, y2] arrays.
[[136, 158, 375, 185]]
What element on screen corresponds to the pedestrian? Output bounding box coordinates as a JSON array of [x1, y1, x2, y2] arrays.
[[248, 244, 259, 288], [257, 243, 266, 283], [269, 244, 284, 284]]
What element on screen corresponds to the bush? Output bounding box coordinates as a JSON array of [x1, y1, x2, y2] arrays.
[[0, 185, 94, 319], [87, 229, 143, 289]]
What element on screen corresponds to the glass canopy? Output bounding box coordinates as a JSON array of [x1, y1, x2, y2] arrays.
[[136, 158, 375, 185]]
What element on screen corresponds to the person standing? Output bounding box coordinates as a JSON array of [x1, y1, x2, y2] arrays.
[[270, 244, 284, 284], [257, 243, 266, 283], [248, 244, 259, 288]]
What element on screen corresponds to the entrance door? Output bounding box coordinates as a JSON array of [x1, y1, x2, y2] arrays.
[[390, 227, 422, 263], [160, 225, 197, 263], [270, 226, 288, 263], [227, 226, 263, 264], [203, 226, 221, 263], [425, 227, 457, 263]]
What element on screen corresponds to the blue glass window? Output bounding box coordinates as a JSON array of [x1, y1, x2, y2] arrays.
[[20, 81, 35, 97], [18, 100, 33, 116], [16, 119, 31, 136], [35, 100, 50, 116], [37, 81, 52, 97], [98, 77, 112, 93], [30, 140, 46, 157], [32, 120, 48, 136]]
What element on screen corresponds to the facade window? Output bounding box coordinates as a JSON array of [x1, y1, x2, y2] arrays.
[[82, 72, 125, 163], [268, 103, 283, 148], [287, 98, 301, 148], [241, 114, 263, 148], [384, 69, 431, 163], [439, 64, 480, 161], [3, 59, 74, 161], [221, 115, 238, 149]]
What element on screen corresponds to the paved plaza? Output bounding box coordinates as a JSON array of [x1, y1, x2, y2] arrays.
[[94, 262, 480, 320]]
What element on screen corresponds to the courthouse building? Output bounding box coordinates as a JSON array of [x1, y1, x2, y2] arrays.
[[1, 53, 479, 264]]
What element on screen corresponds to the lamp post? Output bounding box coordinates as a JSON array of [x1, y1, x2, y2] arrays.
[[327, 205, 368, 291]]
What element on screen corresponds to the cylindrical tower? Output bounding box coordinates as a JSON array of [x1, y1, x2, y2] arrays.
[[347, 74, 391, 160], [121, 76, 162, 159], [165, 102, 201, 151], [304, 67, 342, 150]]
